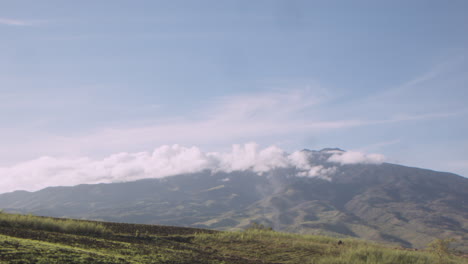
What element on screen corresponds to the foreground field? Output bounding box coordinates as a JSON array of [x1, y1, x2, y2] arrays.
[[0, 212, 466, 264]]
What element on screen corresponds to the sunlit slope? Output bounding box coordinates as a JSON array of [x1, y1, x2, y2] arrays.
[[1, 212, 466, 264]]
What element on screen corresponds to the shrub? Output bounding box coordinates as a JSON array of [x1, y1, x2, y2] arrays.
[[427, 238, 456, 264], [0, 211, 111, 236], [246, 221, 273, 231]]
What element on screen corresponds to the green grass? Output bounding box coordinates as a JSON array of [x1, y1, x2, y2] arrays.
[[0, 212, 466, 264], [0, 211, 110, 236], [194, 229, 465, 264]]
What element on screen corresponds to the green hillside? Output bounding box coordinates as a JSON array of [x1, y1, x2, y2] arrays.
[[0, 212, 466, 264]]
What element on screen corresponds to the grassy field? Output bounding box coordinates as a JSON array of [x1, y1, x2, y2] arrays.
[[0, 212, 466, 264]]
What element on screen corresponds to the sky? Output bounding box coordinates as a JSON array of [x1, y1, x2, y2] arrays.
[[1, 0, 467, 192]]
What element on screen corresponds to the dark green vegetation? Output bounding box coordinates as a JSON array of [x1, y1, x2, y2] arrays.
[[0, 213, 466, 264], [1, 149, 467, 252]]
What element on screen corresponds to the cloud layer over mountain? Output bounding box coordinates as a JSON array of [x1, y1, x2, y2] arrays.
[[0, 143, 384, 194]]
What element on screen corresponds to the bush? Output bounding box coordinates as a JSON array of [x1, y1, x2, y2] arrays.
[[427, 238, 456, 264], [246, 221, 273, 231], [0, 211, 111, 236]]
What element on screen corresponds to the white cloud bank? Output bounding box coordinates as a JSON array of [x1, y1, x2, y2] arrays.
[[0, 143, 385, 194], [327, 150, 385, 165]]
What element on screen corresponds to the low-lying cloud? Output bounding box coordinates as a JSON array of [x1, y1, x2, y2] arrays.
[[0, 143, 384, 194], [327, 150, 385, 164]]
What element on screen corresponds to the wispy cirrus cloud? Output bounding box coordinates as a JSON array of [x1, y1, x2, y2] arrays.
[[365, 57, 466, 102], [0, 87, 463, 163], [0, 17, 43, 26]]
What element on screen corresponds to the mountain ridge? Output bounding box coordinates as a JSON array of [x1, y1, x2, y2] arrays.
[[1, 153, 467, 251]]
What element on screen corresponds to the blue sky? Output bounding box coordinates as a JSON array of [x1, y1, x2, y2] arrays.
[[1, 0, 468, 180]]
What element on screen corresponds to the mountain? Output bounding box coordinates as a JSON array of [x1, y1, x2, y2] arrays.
[[1, 149, 467, 251]]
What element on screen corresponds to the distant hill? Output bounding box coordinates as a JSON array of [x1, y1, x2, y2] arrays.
[[1, 149, 467, 251]]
